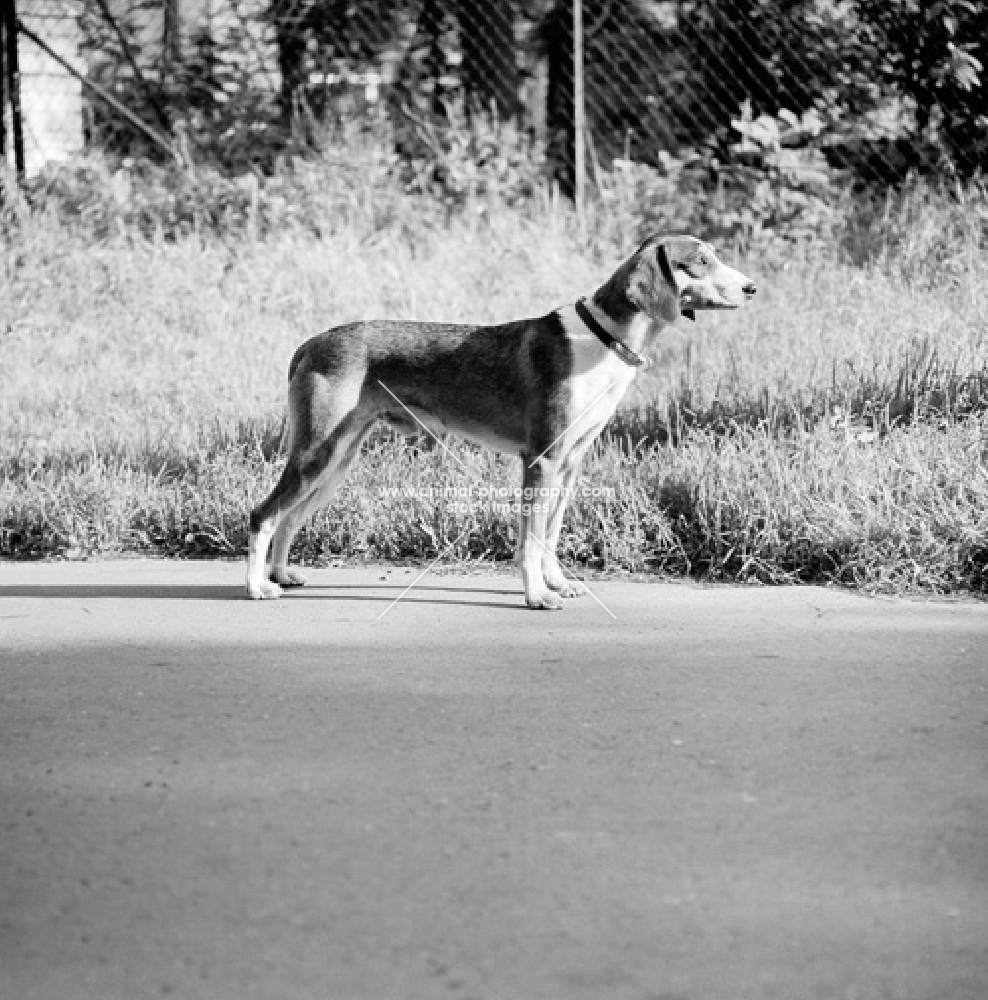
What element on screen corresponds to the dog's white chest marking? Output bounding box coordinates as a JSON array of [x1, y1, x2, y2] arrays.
[[556, 306, 641, 450]]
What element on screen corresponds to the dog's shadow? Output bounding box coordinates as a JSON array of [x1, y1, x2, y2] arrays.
[[0, 583, 527, 610]]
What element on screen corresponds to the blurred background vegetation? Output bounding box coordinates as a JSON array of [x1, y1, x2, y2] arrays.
[[8, 0, 986, 242]]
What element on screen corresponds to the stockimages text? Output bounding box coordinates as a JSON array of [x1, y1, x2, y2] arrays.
[[380, 483, 618, 516]]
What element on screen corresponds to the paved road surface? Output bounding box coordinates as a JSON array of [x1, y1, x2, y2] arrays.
[[1, 559, 986, 1000]]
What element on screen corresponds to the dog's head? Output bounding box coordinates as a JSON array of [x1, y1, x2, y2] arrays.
[[607, 234, 756, 323]]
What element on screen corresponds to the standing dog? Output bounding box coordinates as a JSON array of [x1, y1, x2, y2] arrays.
[[247, 234, 755, 608]]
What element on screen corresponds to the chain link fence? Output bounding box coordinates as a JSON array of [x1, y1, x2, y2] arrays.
[[3, 1, 985, 189]]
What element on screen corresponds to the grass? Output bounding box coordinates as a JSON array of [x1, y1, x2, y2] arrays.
[[2, 156, 987, 594]]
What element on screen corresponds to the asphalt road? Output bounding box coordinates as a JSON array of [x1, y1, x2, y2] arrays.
[[1, 559, 986, 1000]]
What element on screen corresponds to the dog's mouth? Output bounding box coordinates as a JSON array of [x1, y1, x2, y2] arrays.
[[680, 292, 740, 312], [680, 271, 755, 314]]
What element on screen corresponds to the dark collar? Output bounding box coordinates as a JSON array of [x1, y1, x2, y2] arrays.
[[575, 299, 651, 369]]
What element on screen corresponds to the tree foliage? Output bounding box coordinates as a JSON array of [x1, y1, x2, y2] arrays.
[[76, 0, 984, 180], [855, 0, 987, 170]]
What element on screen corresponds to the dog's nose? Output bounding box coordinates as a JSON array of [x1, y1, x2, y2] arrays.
[[743, 282, 757, 297]]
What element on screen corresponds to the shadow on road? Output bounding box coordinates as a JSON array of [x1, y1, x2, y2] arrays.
[[0, 585, 247, 600], [0, 584, 526, 609]]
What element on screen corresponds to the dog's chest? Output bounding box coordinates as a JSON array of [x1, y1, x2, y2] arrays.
[[567, 353, 635, 418], [561, 315, 639, 433]]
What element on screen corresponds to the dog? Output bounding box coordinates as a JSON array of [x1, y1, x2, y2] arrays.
[[246, 234, 755, 608]]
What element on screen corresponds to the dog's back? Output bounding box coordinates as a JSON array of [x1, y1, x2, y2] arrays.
[[289, 316, 574, 450]]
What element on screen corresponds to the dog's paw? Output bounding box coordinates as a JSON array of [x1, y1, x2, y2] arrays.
[[526, 589, 565, 611], [270, 567, 307, 587], [545, 574, 586, 597], [247, 579, 283, 600]]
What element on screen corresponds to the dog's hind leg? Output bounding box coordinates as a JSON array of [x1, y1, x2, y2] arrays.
[[247, 371, 366, 600], [266, 418, 375, 588], [247, 460, 304, 600], [264, 486, 324, 590]]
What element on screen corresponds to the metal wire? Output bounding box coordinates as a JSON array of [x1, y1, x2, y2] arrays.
[[4, 1, 982, 182]]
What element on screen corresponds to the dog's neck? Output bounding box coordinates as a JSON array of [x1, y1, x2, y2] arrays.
[[588, 285, 663, 355]]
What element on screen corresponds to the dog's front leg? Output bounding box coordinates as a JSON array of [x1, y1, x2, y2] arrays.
[[517, 458, 564, 610], [542, 461, 587, 598]]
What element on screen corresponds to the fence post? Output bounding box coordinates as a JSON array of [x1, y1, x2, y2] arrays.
[[1, 0, 24, 179], [572, 0, 586, 230], [1, 2, 6, 164]]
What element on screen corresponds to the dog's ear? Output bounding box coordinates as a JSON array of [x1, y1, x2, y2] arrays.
[[627, 237, 682, 323], [657, 242, 676, 288], [658, 243, 695, 319]]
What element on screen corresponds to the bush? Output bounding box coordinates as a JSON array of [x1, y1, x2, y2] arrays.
[[394, 98, 548, 210], [20, 134, 417, 241]]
